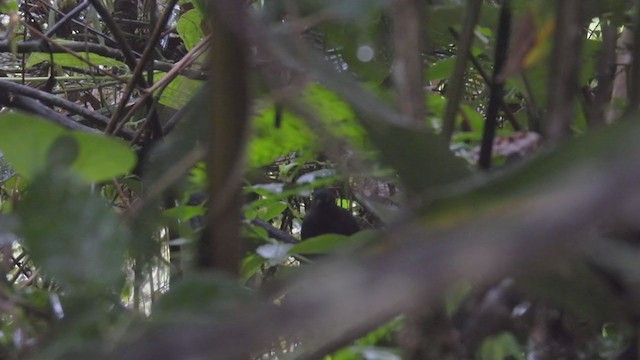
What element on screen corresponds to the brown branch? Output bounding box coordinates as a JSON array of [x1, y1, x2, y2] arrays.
[[198, 0, 251, 274], [0, 79, 134, 139], [87, 0, 140, 70], [0, 40, 124, 59], [7, 94, 101, 133], [105, 0, 179, 137], [478, 1, 511, 170], [391, 0, 425, 123], [544, 0, 584, 144]]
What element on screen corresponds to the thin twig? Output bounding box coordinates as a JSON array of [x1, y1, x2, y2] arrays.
[[105, 0, 179, 136], [0, 79, 133, 139], [24, 23, 129, 84]]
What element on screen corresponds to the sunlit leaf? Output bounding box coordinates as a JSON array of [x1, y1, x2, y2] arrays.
[[256, 201, 288, 221], [289, 233, 349, 254], [163, 205, 206, 221], [177, 9, 204, 51]]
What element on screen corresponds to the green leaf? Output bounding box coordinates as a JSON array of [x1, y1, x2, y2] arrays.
[[0, 112, 66, 180], [176, 9, 204, 51], [241, 254, 266, 283], [26, 52, 127, 69], [153, 72, 204, 109], [427, 56, 456, 81], [289, 233, 349, 255], [0, 113, 135, 182], [17, 168, 128, 291], [47, 135, 79, 167], [256, 201, 288, 221], [478, 332, 524, 360], [0, 0, 18, 12], [163, 205, 205, 222], [69, 132, 136, 182]]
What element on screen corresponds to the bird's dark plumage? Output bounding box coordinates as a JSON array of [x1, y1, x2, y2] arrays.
[[301, 188, 359, 240]]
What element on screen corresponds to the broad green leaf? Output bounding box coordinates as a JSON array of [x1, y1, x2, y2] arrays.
[[427, 56, 456, 81], [26, 52, 127, 69], [0, 112, 66, 180], [163, 205, 205, 222], [289, 233, 349, 254], [47, 135, 79, 167], [0, 112, 135, 182], [241, 254, 266, 283], [256, 201, 288, 221], [153, 72, 204, 109], [69, 131, 135, 182], [176, 9, 204, 51], [17, 167, 128, 290]]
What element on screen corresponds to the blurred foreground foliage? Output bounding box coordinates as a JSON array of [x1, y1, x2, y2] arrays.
[[0, 0, 638, 359]]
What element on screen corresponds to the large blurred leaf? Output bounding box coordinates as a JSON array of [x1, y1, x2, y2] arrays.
[[363, 121, 471, 194], [0, 112, 65, 180], [70, 131, 136, 182], [0, 112, 135, 182], [17, 167, 128, 290], [153, 273, 256, 322]]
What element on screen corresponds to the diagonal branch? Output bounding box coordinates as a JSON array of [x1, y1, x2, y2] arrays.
[[0, 79, 134, 139]]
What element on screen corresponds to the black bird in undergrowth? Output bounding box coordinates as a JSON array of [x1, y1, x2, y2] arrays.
[[301, 188, 360, 240]]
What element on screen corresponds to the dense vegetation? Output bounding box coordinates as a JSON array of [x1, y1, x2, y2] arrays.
[[0, 0, 638, 358]]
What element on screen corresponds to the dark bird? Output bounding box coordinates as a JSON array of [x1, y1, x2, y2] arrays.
[[301, 188, 360, 240]]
